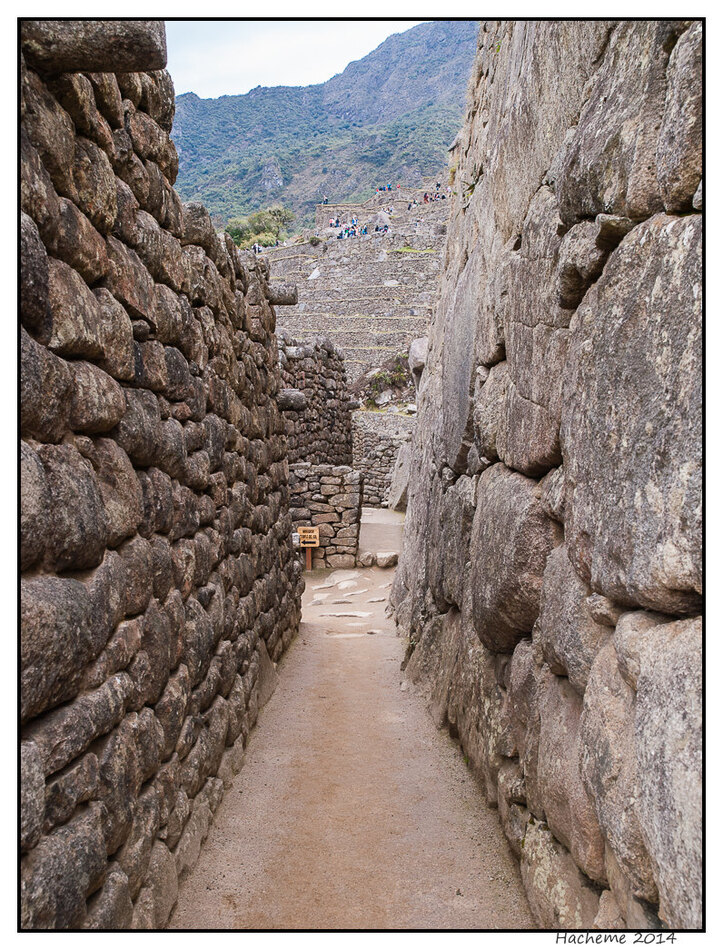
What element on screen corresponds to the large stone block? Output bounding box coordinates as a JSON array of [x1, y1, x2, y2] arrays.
[[532, 544, 611, 694], [581, 641, 657, 903], [437, 475, 476, 610], [470, 463, 560, 652], [44, 752, 99, 833], [20, 211, 50, 334], [500, 187, 571, 475], [634, 616, 702, 929], [116, 786, 161, 898], [556, 21, 687, 223], [473, 360, 508, 463], [131, 841, 178, 929], [561, 214, 702, 615], [93, 288, 135, 382], [535, 669, 606, 884], [520, 819, 601, 929], [71, 136, 117, 234], [104, 236, 156, 321], [21, 65, 77, 201], [24, 672, 134, 776], [38, 442, 108, 571], [55, 197, 110, 284], [21, 20, 167, 73], [69, 361, 126, 434], [20, 803, 106, 930], [46, 256, 105, 358], [20, 741, 44, 852], [79, 438, 143, 548], [20, 440, 49, 571], [83, 863, 133, 930], [656, 22, 703, 212], [20, 326, 72, 443]]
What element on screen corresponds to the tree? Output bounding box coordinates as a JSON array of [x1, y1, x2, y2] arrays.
[[225, 204, 295, 249]]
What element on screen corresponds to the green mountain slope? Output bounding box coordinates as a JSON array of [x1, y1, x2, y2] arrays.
[[171, 20, 478, 225]]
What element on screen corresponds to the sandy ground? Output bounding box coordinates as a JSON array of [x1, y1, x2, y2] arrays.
[[358, 506, 405, 558], [169, 557, 534, 930]]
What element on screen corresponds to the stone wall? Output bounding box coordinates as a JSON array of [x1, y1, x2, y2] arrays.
[[278, 331, 354, 466], [392, 20, 702, 930], [289, 464, 363, 569], [20, 20, 303, 930], [352, 411, 415, 507]]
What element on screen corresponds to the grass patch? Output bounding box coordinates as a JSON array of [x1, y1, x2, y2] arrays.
[[390, 246, 436, 254]]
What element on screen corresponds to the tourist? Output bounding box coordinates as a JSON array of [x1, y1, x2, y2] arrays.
[[323, 195, 328, 204]]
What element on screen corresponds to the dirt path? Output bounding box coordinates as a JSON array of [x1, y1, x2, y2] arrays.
[[169, 564, 534, 930]]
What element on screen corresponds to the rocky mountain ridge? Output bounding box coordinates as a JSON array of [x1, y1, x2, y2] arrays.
[[171, 20, 478, 224]]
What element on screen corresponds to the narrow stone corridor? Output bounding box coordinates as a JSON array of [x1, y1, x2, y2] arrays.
[[169, 564, 534, 929]]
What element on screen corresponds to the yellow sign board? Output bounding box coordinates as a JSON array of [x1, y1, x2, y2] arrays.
[[297, 526, 320, 548]]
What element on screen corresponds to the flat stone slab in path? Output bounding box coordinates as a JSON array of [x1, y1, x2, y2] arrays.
[[169, 565, 534, 930]]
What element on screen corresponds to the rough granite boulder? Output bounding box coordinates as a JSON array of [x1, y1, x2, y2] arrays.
[[561, 214, 702, 615], [520, 819, 601, 930], [534, 669, 606, 884], [581, 641, 657, 903], [634, 616, 702, 929], [556, 21, 688, 223], [387, 441, 411, 511], [656, 21, 703, 212], [470, 464, 561, 652], [21, 20, 167, 74], [533, 544, 612, 694]]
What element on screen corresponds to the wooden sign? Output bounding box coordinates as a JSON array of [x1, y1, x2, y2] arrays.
[[298, 525, 319, 571], [297, 526, 319, 548]]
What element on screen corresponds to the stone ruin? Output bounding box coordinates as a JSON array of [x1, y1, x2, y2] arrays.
[[18, 16, 703, 934], [267, 190, 446, 382], [391, 19, 702, 930], [353, 411, 414, 507], [266, 189, 449, 510], [288, 464, 363, 570], [277, 331, 354, 466], [277, 331, 364, 568], [20, 20, 304, 929]]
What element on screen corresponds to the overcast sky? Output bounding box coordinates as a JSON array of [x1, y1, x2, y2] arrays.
[[165, 20, 425, 99]]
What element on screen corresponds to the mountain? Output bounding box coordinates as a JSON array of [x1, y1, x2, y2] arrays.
[[171, 20, 478, 226]]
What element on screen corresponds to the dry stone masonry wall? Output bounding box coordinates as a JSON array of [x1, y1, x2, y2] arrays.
[[277, 331, 354, 466], [392, 20, 702, 930], [20, 20, 303, 930], [288, 464, 363, 569], [353, 411, 414, 507]]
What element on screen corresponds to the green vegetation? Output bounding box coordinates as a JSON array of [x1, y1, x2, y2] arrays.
[[225, 204, 295, 248], [172, 20, 478, 228], [390, 246, 436, 254]]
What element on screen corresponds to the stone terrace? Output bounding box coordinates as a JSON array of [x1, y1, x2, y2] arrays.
[[266, 189, 449, 381]]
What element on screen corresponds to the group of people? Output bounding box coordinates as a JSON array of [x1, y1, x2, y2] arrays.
[[336, 224, 369, 239], [319, 179, 450, 243], [251, 239, 284, 254], [329, 215, 360, 229]]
